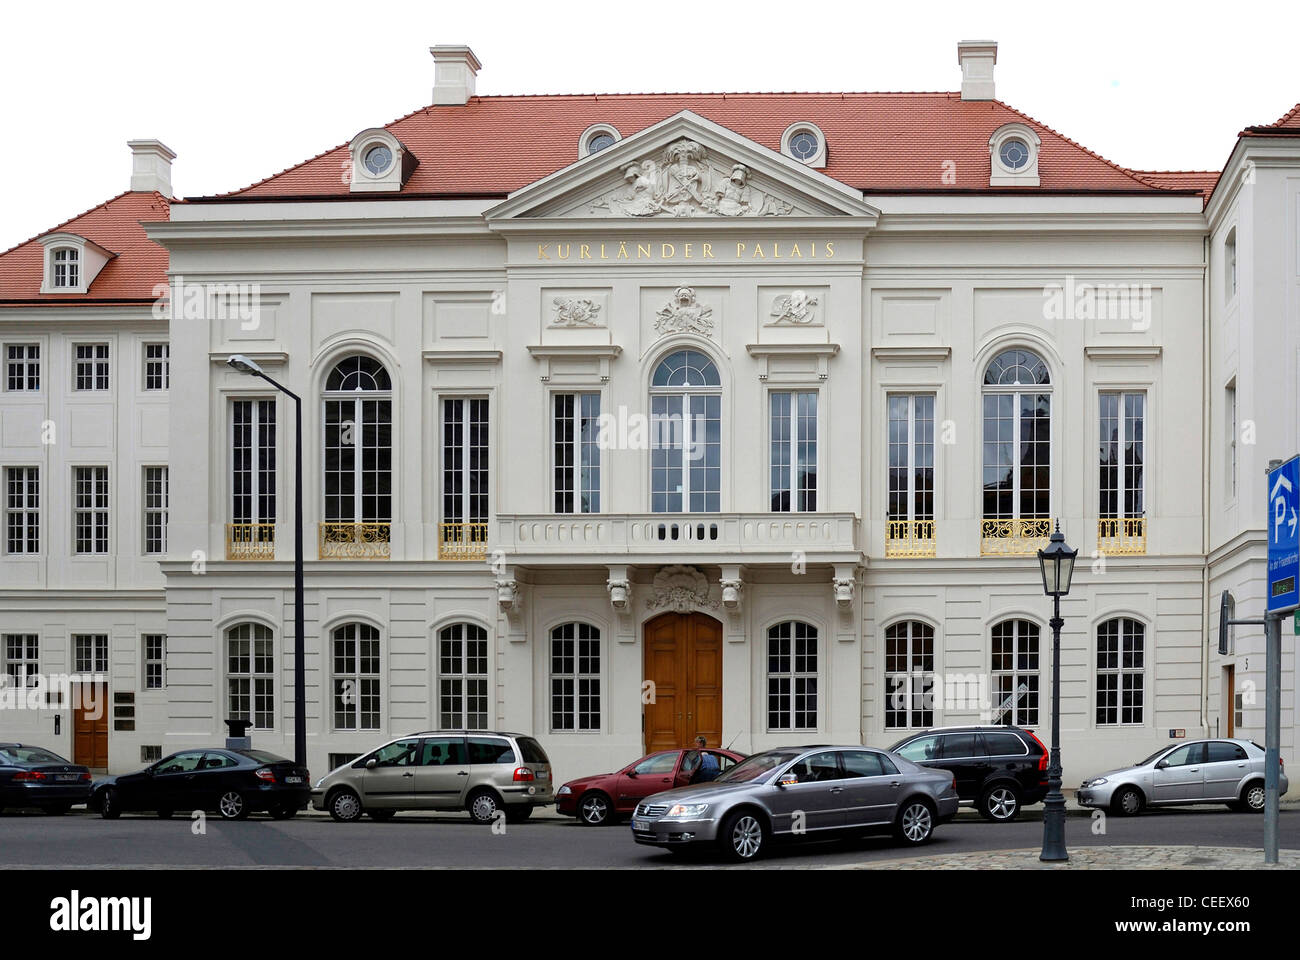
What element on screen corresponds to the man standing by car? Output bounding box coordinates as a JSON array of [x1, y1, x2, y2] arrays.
[[692, 736, 720, 783]]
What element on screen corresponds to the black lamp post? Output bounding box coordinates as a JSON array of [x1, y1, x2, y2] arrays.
[[1037, 522, 1077, 862], [227, 355, 306, 768]]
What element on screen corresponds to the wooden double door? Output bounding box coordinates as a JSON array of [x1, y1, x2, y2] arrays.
[[643, 612, 722, 753]]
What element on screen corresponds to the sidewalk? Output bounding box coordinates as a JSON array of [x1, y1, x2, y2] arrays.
[[841, 845, 1300, 870]]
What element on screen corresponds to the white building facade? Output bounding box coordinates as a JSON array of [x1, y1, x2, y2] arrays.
[[2, 44, 1296, 785]]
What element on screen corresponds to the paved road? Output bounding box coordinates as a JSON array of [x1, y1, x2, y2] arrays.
[[0, 805, 1294, 868]]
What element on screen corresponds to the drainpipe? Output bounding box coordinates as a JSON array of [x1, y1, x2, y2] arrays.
[[1200, 232, 1212, 738]]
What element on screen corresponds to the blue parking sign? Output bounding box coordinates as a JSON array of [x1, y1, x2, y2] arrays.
[[1267, 456, 1300, 613]]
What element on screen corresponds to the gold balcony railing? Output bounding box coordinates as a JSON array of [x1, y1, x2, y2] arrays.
[[226, 523, 275, 560], [885, 519, 936, 557], [980, 517, 1053, 556], [319, 522, 391, 560], [439, 522, 489, 560], [1098, 516, 1146, 555]]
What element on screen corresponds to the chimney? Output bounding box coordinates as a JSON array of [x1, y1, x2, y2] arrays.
[[957, 40, 998, 101], [431, 45, 482, 106], [128, 140, 177, 195]]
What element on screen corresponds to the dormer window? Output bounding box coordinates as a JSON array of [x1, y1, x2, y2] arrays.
[[52, 248, 79, 288], [347, 128, 415, 193], [988, 123, 1041, 187], [38, 233, 112, 294], [780, 122, 827, 168], [578, 123, 621, 159]]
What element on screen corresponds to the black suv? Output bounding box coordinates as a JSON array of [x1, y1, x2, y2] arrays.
[[887, 726, 1048, 821]]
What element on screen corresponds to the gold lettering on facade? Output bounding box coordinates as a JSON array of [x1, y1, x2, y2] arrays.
[[683, 243, 693, 259], [703, 242, 714, 259], [534, 239, 836, 261], [617, 242, 630, 259], [662, 243, 675, 259], [825, 241, 835, 258], [638, 243, 652, 259], [557, 243, 571, 260], [538, 243, 551, 260], [600, 243, 608, 260], [736, 242, 746, 258], [790, 243, 802, 259], [753, 243, 766, 259], [580, 244, 592, 259]]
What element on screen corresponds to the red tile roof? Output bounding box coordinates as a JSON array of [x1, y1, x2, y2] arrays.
[[0, 191, 171, 305], [1243, 102, 1300, 134], [208, 92, 1178, 201], [1127, 169, 1220, 200]]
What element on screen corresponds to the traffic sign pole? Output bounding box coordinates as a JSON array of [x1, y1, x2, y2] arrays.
[[1262, 455, 1298, 866], [1265, 612, 1281, 864]]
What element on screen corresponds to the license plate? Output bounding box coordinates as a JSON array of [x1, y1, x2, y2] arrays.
[[286, 776, 303, 784], [535, 770, 548, 779], [633, 818, 650, 831], [56, 775, 79, 782]]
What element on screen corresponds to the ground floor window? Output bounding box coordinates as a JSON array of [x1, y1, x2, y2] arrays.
[[227, 623, 274, 730], [884, 621, 935, 729], [991, 619, 1039, 726], [4, 634, 39, 687], [550, 622, 600, 731], [438, 623, 488, 729], [332, 623, 381, 731], [1096, 617, 1144, 725], [767, 621, 818, 731], [142, 634, 166, 690], [72, 633, 108, 674]]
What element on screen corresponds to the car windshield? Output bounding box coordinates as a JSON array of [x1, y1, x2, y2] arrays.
[[1136, 747, 1172, 766], [715, 751, 802, 784], [0, 746, 67, 764]]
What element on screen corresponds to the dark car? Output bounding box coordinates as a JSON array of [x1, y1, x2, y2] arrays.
[[0, 743, 92, 814], [92, 748, 310, 821], [557, 747, 746, 825], [888, 726, 1048, 821]]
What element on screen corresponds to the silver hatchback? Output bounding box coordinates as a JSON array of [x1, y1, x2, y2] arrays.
[[312, 731, 554, 823], [630, 745, 958, 861], [1077, 739, 1288, 815]]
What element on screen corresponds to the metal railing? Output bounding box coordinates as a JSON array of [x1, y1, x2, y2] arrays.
[[1097, 516, 1146, 555], [226, 523, 275, 560], [885, 519, 936, 557], [980, 517, 1053, 556], [439, 522, 489, 560], [318, 522, 391, 559]]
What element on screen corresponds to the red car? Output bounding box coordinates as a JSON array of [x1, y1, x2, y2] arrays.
[[556, 747, 746, 825]]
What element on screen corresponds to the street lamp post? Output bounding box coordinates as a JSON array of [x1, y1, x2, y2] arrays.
[[227, 355, 306, 768], [1037, 522, 1077, 862]]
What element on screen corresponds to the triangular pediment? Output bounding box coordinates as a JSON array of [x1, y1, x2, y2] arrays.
[[485, 111, 879, 222]]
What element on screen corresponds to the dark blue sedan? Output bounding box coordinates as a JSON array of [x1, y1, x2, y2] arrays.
[[0, 743, 93, 814]]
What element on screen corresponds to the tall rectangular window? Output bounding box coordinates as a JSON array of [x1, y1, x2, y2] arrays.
[[553, 393, 600, 513], [331, 623, 380, 731], [73, 634, 108, 674], [887, 394, 935, 525], [73, 466, 109, 554], [441, 398, 489, 529], [4, 634, 39, 688], [74, 344, 109, 391], [550, 623, 601, 731], [5, 466, 39, 554], [143, 343, 169, 391], [769, 391, 817, 512], [1226, 382, 1237, 499], [324, 396, 392, 524], [884, 621, 935, 729], [1099, 392, 1145, 519], [52, 248, 79, 288], [227, 624, 274, 730], [437, 623, 488, 729], [1096, 619, 1144, 725], [650, 394, 720, 513], [143, 466, 168, 555], [231, 399, 276, 524], [5, 344, 40, 391], [143, 634, 166, 690], [766, 621, 818, 731], [1225, 227, 1237, 299]]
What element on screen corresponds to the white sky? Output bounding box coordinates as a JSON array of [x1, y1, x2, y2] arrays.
[[1, 0, 1296, 251]]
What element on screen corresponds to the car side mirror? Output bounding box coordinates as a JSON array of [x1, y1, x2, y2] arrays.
[[365, 759, 377, 770], [626, 770, 637, 778], [776, 773, 799, 788], [1154, 760, 1168, 769]]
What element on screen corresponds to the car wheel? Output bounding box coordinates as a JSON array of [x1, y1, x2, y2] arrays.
[[157, 809, 173, 819], [367, 808, 396, 821], [895, 799, 936, 845], [269, 804, 298, 820], [1112, 785, 1144, 817], [1241, 781, 1266, 813], [45, 804, 71, 816], [100, 788, 121, 820], [217, 790, 250, 820], [578, 791, 612, 826], [328, 789, 363, 823], [467, 788, 502, 825], [505, 805, 533, 823], [718, 809, 766, 862], [979, 784, 1021, 822]]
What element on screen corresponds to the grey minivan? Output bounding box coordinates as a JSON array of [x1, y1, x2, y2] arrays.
[[312, 731, 553, 823]]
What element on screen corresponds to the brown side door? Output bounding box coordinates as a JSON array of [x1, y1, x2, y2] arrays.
[[73, 682, 109, 769], [643, 612, 723, 753]]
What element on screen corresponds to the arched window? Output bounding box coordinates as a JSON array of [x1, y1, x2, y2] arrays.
[[550, 623, 601, 731], [991, 619, 1039, 727], [1096, 618, 1145, 726], [322, 356, 392, 546], [884, 621, 935, 729], [332, 622, 380, 730], [650, 350, 720, 513], [981, 349, 1051, 550], [437, 623, 488, 729], [227, 623, 274, 730], [766, 621, 818, 731]]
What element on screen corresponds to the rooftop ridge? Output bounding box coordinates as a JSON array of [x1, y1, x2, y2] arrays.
[[0, 190, 169, 260]]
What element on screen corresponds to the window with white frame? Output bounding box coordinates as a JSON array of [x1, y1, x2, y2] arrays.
[[332, 622, 380, 731], [51, 248, 79, 288], [991, 619, 1039, 727], [323, 356, 392, 528], [5, 466, 39, 554], [227, 623, 274, 730], [766, 621, 818, 731], [6, 344, 40, 391], [143, 634, 166, 690], [73, 466, 109, 554], [982, 350, 1050, 521], [4, 634, 39, 688], [650, 350, 720, 513], [553, 393, 600, 513], [144, 343, 169, 391], [1225, 227, 1237, 300], [73, 633, 108, 674], [769, 391, 817, 512], [74, 343, 109, 391], [550, 622, 600, 731], [143, 466, 168, 555], [442, 397, 489, 536], [887, 394, 935, 527], [884, 621, 935, 729], [1096, 618, 1145, 725], [437, 623, 488, 729], [231, 398, 276, 526], [1099, 392, 1145, 520], [1226, 381, 1238, 499]]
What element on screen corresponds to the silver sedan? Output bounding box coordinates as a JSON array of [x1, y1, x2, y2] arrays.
[[630, 744, 958, 862], [1077, 738, 1288, 816]]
